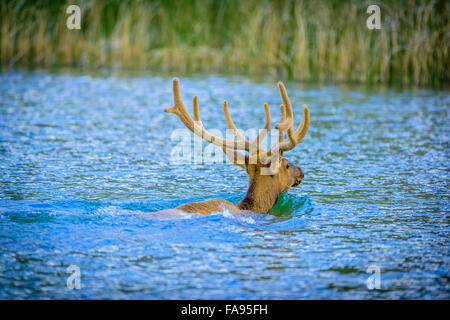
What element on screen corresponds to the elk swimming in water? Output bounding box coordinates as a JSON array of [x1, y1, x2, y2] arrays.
[[154, 78, 310, 217]]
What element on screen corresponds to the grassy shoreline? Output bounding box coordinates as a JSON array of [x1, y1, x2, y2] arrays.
[[1, 0, 449, 87]]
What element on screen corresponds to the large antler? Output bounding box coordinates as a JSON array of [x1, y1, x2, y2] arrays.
[[272, 82, 310, 153], [244, 82, 309, 167], [165, 78, 270, 159], [165, 78, 309, 170]]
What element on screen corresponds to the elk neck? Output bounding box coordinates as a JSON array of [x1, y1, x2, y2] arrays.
[[237, 168, 281, 213]]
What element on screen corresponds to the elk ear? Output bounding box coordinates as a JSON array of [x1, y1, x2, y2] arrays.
[[222, 147, 249, 172]]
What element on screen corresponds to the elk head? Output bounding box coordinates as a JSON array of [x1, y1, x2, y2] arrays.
[[165, 78, 309, 213]]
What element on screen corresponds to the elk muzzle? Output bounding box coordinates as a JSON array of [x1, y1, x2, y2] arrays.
[[292, 165, 304, 187]]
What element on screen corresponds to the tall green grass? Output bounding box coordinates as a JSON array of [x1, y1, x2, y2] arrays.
[[1, 0, 448, 86]]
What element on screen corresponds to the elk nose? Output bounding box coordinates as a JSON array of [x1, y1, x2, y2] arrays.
[[299, 167, 304, 179]]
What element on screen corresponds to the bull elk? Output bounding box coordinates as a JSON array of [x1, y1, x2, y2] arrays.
[[156, 78, 309, 216]]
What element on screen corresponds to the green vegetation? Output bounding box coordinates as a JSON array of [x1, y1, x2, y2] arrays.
[[1, 0, 448, 86]]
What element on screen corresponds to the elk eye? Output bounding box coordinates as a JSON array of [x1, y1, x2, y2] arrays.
[[286, 163, 290, 169]]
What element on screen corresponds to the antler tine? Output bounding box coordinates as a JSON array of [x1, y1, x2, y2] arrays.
[[222, 100, 271, 165], [278, 104, 309, 152], [249, 103, 271, 153], [164, 78, 194, 130], [296, 104, 310, 141], [275, 104, 287, 142], [223, 100, 271, 153], [277, 82, 297, 150], [193, 96, 201, 122], [280, 103, 286, 122], [223, 100, 248, 147], [256, 103, 271, 144], [268, 82, 310, 155]]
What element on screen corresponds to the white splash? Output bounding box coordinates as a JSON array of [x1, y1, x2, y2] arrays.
[[211, 209, 257, 224], [94, 206, 138, 216]]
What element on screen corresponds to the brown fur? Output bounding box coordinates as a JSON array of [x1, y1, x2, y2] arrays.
[[176, 199, 240, 215]]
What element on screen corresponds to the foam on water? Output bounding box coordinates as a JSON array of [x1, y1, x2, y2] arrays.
[[211, 209, 257, 224]]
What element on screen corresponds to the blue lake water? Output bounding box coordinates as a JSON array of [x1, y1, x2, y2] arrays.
[[0, 71, 449, 299]]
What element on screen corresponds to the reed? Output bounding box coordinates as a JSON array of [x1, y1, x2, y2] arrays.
[[1, 0, 448, 86]]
